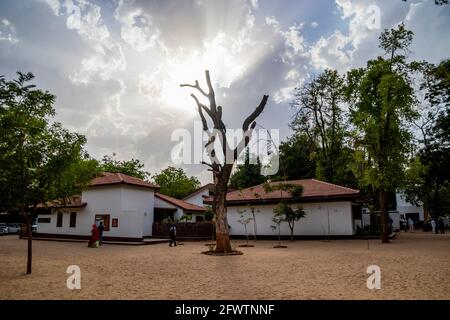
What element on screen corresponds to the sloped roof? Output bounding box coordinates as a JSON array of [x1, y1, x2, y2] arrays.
[[90, 172, 159, 190], [155, 193, 206, 212], [182, 183, 215, 200], [37, 196, 87, 209], [204, 179, 365, 205]]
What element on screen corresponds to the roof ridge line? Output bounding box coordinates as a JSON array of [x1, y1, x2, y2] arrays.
[[311, 178, 359, 193]]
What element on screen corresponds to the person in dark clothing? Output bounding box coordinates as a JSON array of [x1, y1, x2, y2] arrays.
[[98, 221, 105, 245], [169, 223, 177, 247], [438, 218, 446, 234]]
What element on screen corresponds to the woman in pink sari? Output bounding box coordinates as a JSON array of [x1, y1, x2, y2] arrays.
[[88, 224, 100, 248]]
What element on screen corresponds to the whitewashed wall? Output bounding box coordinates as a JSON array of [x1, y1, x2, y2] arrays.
[[154, 197, 183, 220], [183, 190, 209, 207], [121, 186, 154, 237], [37, 185, 155, 239], [36, 209, 87, 236], [396, 192, 424, 221], [227, 201, 354, 236]]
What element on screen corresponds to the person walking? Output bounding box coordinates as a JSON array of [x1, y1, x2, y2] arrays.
[[408, 218, 414, 232], [98, 221, 105, 245], [438, 218, 446, 234], [169, 223, 177, 247], [88, 224, 100, 248], [431, 218, 436, 234], [401, 218, 408, 232]]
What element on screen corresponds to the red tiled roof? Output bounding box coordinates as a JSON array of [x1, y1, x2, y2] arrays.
[[156, 193, 206, 212], [204, 179, 364, 205], [182, 183, 214, 200], [90, 172, 159, 189], [37, 196, 86, 209]]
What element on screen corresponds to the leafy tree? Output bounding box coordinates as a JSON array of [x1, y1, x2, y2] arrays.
[[265, 182, 306, 241], [0, 72, 97, 274], [291, 69, 352, 185], [273, 202, 306, 241], [152, 166, 200, 199], [345, 24, 418, 243], [229, 148, 267, 190], [235, 204, 260, 241], [276, 133, 316, 180], [405, 112, 450, 217], [270, 215, 283, 247], [236, 209, 253, 246], [100, 153, 149, 180], [423, 59, 450, 107]]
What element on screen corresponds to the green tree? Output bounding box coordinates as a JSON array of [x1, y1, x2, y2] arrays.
[[152, 166, 200, 199], [229, 148, 266, 190], [291, 69, 353, 185], [273, 202, 306, 242], [265, 182, 306, 241], [0, 72, 97, 274], [100, 153, 149, 180], [236, 209, 253, 246], [345, 24, 418, 243], [276, 133, 316, 180]]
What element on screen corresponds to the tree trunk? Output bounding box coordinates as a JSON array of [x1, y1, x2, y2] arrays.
[[380, 189, 390, 243], [26, 216, 33, 274], [213, 166, 233, 253], [252, 211, 257, 241]]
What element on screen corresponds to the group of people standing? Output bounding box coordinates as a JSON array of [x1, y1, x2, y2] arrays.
[[401, 217, 415, 232], [400, 216, 447, 234], [430, 217, 446, 234], [88, 221, 104, 248]]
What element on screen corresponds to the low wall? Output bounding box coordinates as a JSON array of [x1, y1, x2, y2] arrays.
[[152, 222, 213, 241]]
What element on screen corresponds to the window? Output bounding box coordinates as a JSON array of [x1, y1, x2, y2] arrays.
[[95, 214, 110, 231], [56, 212, 63, 227], [112, 218, 118, 228], [70, 212, 77, 228], [37, 218, 51, 223]]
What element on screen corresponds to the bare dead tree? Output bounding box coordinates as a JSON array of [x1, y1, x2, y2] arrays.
[[181, 70, 269, 253]]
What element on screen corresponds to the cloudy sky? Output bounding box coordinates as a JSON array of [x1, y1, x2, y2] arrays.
[[1, 0, 449, 184]]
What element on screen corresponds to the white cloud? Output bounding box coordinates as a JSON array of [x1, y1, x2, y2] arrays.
[[0, 18, 18, 43], [45, 0, 126, 84], [310, 30, 351, 71], [114, 6, 161, 52], [311, 21, 319, 28]]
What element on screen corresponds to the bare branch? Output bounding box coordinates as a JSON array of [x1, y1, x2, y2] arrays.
[[205, 70, 217, 112], [180, 80, 209, 98], [242, 95, 269, 131], [190, 93, 215, 121]]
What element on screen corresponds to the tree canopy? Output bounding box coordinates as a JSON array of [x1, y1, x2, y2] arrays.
[[0, 72, 97, 273], [152, 166, 200, 199], [100, 153, 149, 180]]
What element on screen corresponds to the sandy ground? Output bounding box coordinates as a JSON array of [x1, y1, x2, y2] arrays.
[[0, 232, 449, 300]]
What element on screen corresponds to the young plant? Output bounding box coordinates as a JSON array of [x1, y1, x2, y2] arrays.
[[237, 209, 253, 246]]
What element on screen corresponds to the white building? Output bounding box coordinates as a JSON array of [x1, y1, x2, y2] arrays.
[[395, 192, 424, 223], [182, 183, 214, 207], [155, 193, 207, 223], [204, 179, 367, 238], [36, 172, 205, 241]]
